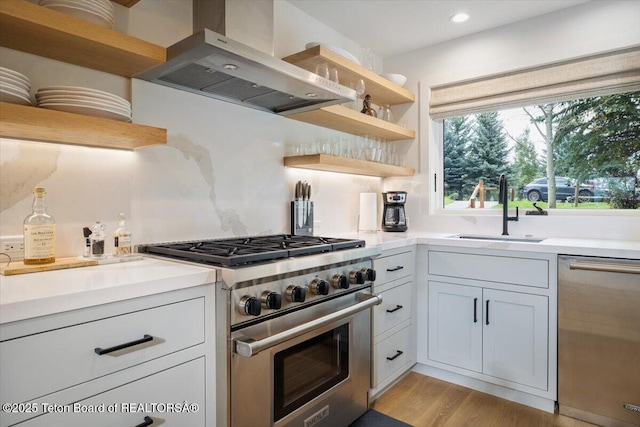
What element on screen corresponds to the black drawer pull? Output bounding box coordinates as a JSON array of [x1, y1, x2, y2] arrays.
[[387, 350, 404, 361], [386, 305, 404, 313], [486, 300, 490, 325], [135, 416, 154, 427], [386, 266, 404, 272], [95, 334, 154, 355], [473, 298, 478, 323]]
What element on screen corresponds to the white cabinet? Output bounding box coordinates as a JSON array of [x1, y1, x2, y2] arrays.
[[428, 282, 548, 390], [370, 246, 416, 399], [428, 281, 482, 372], [482, 288, 548, 390], [0, 286, 214, 427], [421, 246, 557, 411]]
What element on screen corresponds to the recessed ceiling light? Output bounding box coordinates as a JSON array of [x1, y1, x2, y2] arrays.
[[450, 12, 469, 23]]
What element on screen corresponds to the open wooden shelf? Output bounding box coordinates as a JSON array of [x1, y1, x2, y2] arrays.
[[283, 45, 415, 106], [284, 154, 415, 178], [287, 105, 415, 141], [0, 102, 167, 150], [111, 0, 141, 7], [0, 0, 166, 77]]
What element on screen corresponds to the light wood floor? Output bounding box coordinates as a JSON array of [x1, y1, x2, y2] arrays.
[[371, 372, 597, 427]]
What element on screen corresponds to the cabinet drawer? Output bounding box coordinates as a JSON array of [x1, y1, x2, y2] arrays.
[[374, 251, 414, 284], [374, 282, 412, 336], [21, 358, 205, 427], [428, 251, 548, 288], [373, 325, 412, 386], [1, 298, 204, 404]]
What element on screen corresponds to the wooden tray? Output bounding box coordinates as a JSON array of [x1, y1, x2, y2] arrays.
[[0, 257, 98, 276]]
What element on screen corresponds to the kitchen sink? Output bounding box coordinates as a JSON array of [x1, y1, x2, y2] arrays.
[[447, 234, 546, 243]]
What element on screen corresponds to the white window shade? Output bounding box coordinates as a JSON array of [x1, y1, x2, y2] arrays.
[[429, 46, 640, 120]]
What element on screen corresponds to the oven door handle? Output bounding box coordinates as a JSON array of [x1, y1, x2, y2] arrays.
[[234, 292, 382, 357]]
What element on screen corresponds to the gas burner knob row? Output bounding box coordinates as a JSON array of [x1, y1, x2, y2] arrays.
[[261, 291, 282, 310], [309, 278, 330, 295], [331, 274, 349, 289], [286, 285, 306, 303], [238, 295, 261, 316]]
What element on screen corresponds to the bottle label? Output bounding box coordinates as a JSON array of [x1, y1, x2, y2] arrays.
[[24, 224, 55, 259], [114, 234, 132, 255]]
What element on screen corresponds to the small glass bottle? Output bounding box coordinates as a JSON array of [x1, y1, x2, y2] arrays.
[[90, 221, 106, 259], [24, 187, 56, 265], [114, 213, 132, 257]]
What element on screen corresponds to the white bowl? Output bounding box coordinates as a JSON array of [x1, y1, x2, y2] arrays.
[[380, 73, 407, 87]]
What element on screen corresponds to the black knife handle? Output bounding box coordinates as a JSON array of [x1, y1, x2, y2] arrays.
[[95, 334, 153, 355]]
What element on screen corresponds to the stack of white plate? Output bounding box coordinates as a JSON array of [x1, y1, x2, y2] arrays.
[[39, 0, 114, 28], [0, 66, 32, 106], [36, 86, 132, 122]]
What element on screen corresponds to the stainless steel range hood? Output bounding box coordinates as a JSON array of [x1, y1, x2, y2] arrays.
[[135, 0, 355, 115]]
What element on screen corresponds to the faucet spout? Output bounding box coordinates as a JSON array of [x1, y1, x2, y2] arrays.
[[499, 174, 518, 235]]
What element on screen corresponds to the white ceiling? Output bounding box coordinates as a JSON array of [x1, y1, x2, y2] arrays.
[[285, 0, 590, 58]]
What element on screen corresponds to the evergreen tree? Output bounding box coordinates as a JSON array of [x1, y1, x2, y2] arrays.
[[467, 112, 510, 198], [444, 116, 473, 200]]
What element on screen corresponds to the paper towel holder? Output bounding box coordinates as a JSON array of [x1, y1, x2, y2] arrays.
[[358, 192, 378, 233]]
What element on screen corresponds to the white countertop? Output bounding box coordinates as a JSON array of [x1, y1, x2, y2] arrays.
[[336, 231, 640, 259], [0, 257, 216, 325], [1, 233, 638, 325]]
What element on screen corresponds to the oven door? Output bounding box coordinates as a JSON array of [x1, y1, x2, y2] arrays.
[[230, 291, 380, 427]]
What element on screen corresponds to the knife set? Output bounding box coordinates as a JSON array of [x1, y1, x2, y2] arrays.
[[291, 180, 313, 236]]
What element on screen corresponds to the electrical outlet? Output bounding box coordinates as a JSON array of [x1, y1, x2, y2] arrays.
[[0, 236, 24, 260]]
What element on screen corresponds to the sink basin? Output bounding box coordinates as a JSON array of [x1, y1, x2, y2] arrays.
[[447, 234, 546, 243]]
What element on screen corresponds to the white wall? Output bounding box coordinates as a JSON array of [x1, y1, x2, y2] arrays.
[[384, 0, 640, 240], [0, 0, 382, 257]]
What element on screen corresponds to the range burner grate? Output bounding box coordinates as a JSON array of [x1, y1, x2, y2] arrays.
[[138, 234, 365, 267]]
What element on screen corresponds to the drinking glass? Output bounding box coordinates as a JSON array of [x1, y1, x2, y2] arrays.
[[315, 63, 329, 79], [351, 79, 365, 110], [329, 67, 339, 83]]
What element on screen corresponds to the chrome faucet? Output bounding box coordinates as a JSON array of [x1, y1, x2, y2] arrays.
[[499, 174, 519, 235]]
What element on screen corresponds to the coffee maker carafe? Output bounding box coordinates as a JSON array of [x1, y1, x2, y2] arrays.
[[382, 191, 407, 232]]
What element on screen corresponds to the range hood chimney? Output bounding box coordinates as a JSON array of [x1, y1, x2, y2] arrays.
[[135, 0, 355, 115]]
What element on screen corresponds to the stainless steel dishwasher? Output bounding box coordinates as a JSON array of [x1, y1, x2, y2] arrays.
[[558, 255, 640, 427]]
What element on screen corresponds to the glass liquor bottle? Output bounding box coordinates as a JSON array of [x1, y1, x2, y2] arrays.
[[23, 187, 56, 265], [114, 213, 132, 256]]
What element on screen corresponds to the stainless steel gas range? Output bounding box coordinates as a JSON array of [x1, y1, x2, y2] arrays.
[[138, 235, 382, 427]]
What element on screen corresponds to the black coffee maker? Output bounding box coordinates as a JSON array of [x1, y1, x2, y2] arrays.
[[382, 191, 407, 232]]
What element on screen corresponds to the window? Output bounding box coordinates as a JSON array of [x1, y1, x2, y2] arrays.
[[430, 47, 640, 212], [442, 92, 640, 210]]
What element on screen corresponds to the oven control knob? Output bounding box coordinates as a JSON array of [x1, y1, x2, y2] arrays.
[[261, 291, 282, 310], [238, 295, 261, 316], [361, 267, 377, 282], [286, 285, 306, 303], [331, 274, 350, 289], [349, 270, 365, 285], [309, 278, 330, 295]]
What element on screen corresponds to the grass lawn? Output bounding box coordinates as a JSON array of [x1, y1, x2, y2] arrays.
[[493, 200, 612, 210]]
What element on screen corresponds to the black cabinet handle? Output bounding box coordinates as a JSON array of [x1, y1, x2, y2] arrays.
[[135, 416, 154, 427], [386, 266, 404, 272], [486, 300, 490, 325], [386, 305, 403, 313], [95, 334, 154, 355], [387, 350, 404, 361], [473, 298, 478, 323]]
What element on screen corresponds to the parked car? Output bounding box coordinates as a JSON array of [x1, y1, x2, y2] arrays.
[[590, 177, 639, 203], [521, 177, 594, 203]]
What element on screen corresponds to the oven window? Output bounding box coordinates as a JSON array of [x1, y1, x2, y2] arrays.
[[273, 323, 349, 422]]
